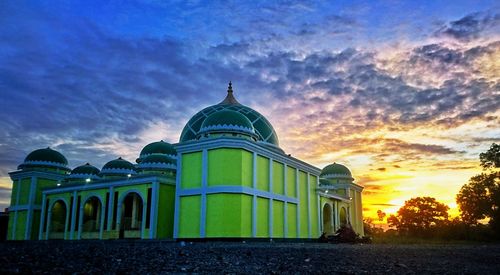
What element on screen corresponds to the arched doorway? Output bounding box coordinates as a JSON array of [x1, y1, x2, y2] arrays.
[[81, 196, 102, 239], [49, 200, 67, 239], [322, 204, 333, 235], [339, 207, 347, 226], [120, 192, 143, 239]]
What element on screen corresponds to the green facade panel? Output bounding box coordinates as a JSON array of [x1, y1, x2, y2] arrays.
[[15, 211, 27, 240], [207, 148, 252, 187], [256, 156, 269, 191], [272, 200, 284, 237], [256, 197, 269, 237], [272, 161, 284, 195], [157, 185, 175, 239], [309, 175, 319, 237], [287, 203, 297, 238], [206, 193, 252, 237], [178, 195, 201, 238], [286, 167, 296, 198], [181, 152, 202, 189], [18, 178, 31, 205], [298, 171, 308, 238]]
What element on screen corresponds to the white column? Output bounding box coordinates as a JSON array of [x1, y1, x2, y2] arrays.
[[107, 187, 114, 231], [268, 158, 273, 237], [252, 152, 257, 238], [283, 163, 288, 238], [64, 201, 71, 240], [295, 168, 300, 237], [150, 181, 159, 239], [70, 191, 78, 240], [38, 193, 47, 240], [306, 173, 311, 238], [25, 176, 37, 240], [200, 149, 208, 238], [99, 199, 106, 239], [131, 195, 138, 229]]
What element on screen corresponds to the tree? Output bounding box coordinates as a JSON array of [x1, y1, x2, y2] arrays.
[[388, 197, 449, 236], [457, 143, 500, 233], [377, 210, 386, 222], [480, 143, 500, 169]]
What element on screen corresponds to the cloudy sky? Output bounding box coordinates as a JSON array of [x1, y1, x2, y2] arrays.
[[1, 0, 499, 221]]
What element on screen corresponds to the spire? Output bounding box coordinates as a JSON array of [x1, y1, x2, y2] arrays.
[[219, 81, 240, 105]]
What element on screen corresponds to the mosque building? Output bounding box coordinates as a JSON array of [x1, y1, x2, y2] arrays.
[[7, 83, 364, 240]]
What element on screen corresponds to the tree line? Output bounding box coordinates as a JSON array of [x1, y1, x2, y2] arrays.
[[365, 143, 500, 241]]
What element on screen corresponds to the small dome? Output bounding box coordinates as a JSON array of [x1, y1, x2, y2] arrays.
[[69, 163, 101, 181], [18, 147, 70, 171], [199, 110, 256, 137], [321, 163, 352, 177], [139, 140, 176, 158], [100, 157, 136, 177], [71, 163, 100, 175]]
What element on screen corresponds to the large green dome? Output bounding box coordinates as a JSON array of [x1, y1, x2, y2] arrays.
[[179, 82, 279, 146], [18, 147, 70, 171], [139, 140, 176, 158], [320, 163, 352, 177], [100, 157, 137, 177]]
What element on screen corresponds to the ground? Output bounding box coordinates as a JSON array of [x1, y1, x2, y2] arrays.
[[1, 241, 500, 274]]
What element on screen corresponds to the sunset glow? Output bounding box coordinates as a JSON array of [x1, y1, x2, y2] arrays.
[[0, 1, 499, 225]]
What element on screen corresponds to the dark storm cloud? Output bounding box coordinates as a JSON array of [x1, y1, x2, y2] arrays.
[[435, 12, 500, 42]]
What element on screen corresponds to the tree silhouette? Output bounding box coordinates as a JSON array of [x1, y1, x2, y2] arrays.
[[387, 197, 449, 236], [377, 210, 386, 222], [457, 143, 500, 234]]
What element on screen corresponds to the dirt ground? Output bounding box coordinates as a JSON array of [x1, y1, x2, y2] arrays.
[[1, 240, 499, 274]]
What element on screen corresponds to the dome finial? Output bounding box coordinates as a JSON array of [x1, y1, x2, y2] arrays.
[[220, 81, 240, 105]]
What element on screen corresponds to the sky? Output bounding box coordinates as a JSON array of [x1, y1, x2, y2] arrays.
[[0, 0, 499, 223]]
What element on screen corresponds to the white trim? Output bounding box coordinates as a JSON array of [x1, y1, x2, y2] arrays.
[[9, 170, 67, 181], [11, 179, 21, 240], [295, 168, 300, 237], [150, 181, 159, 239], [43, 175, 174, 195], [25, 176, 37, 240], [200, 149, 208, 238], [106, 187, 114, 231], [173, 153, 182, 239], [8, 205, 42, 211], [283, 164, 287, 238], [316, 177, 321, 237], [177, 186, 299, 204], [317, 191, 352, 202], [252, 152, 257, 238], [100, 168, 137, 175], [307, 172, 311, 238], [20, 160, 69, 170], [38, 193, 47, 240], [268, 157, 273, 237], [137, 162, 176, 170], [70, 191, 78, 239]]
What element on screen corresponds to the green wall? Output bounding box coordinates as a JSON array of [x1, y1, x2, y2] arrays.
[[286, 167, 296, 198], [287, 203, 297, 238], [178, 195, 201, 238], [272, 161, 284, 195], [207, 148, 252, 187], [181, 152, 202, 189], [272, 200, 284, 237], [256, 156, 269, 191], [298, 171, 308, 238], [206, 194, 252, 237], [157, 184, 175, 239], [256, 197, 269, 237]]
